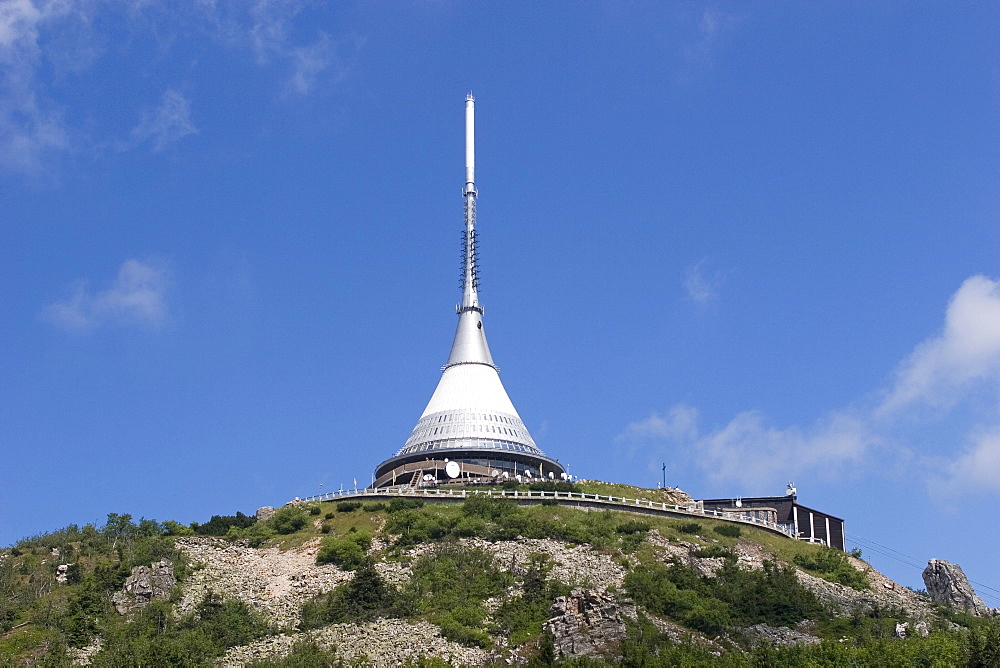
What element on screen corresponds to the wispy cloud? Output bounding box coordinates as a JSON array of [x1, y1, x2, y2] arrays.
[[0, 0, 359, 174], [248, 0, 352, 96], [683, 258, 724, 305], [45, 259, 171, 332], [0, 0, 72, 175], [130, 89, 197, 152], [617, 275, 1000, 498], [678, 8, 737, 78]]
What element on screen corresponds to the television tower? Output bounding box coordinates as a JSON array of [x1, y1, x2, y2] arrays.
[[373, 95, 565, 487]]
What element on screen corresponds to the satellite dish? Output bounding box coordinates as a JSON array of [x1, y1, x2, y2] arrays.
[[423, 474, 435, 482], [560, 472, 567, 480], [785, 481, 797, 497], [445, 461, 461, 479], [491, 470, 500, 478], [735, 498, 742, 508], [548, 472, 555, 480]]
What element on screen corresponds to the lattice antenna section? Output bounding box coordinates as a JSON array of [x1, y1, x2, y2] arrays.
[[460, 196, 481, 296]]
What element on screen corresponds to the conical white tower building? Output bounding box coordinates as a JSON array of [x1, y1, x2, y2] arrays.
[[373, 95, 565, 487]]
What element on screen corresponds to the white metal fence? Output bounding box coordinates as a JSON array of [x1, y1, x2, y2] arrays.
[[298, 486, 801, 540]]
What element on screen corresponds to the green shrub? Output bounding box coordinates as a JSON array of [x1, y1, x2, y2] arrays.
[[676, 521, 702, 534], [336, 501, 362, 513], [316, 531, 372, 570], [462, 496, 519, 520], [388, 497, 425, 512], [162, 520, 195, 537], [624, 558, 827, 635], [324, 512, 335, 520], [301, 560, 412, 629], [195, 512, 255, 536], [270, 506, 309, 535], [363, 502, 387, 512], [320, 523, 331, 535], [692, 545, 733, 559], [616, 519, 651, 535], [492, 553, 569, 645], [794, 546, 869, 590], [713, 524, 741, 538], [308, 506, 321, 516], [405, 544, 509, 647]]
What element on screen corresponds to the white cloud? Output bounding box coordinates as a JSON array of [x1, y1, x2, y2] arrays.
[[45, 259, 171, 332], [288, 33, 333, 95], [618, 274, 1000, 496], [878, 275, 1000, 416], [943, 429, 1000, 494], [0, 0, 72, 174], [693, 410, 870, 488], [618, 404, 699, 443], [0, 0, 357, 174], [130, 89, 197, 151], [683, 259, 723, 305], [679, 8, 737, 77]]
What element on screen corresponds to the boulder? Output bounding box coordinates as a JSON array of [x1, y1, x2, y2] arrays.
[[112, 560, 176, 615], [922, 559, 990, 616], [256, 506, 276, 522], [544, 589, 636, 658]]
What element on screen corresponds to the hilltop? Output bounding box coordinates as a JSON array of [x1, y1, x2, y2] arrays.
[[1, 481, 997, 666]]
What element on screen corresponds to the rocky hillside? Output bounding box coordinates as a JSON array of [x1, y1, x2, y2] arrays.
[[1, 481, 997, 667]]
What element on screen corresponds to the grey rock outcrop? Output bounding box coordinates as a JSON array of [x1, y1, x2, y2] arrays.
[[544, 589, 636, 658], [744, 623, 820, 646], [922, 559, 990, 616], [112, 560, 176, 615], [256, 506, 276, 522]]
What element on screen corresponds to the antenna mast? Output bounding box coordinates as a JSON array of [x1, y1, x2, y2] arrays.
[[460, 94, 480, 312]]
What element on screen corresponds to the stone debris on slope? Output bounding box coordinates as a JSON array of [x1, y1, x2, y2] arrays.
[[794, 567, 935, 622], [175, 537, 351, 628], [218, 618, 491, 667], [451, 538, 627, 591]]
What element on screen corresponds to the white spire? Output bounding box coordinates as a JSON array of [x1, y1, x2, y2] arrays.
[[448, 93, 493, 367], [373, 94, 562, 487]]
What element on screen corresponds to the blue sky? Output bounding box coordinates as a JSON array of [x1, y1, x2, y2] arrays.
[[3, 1, 999, 600]]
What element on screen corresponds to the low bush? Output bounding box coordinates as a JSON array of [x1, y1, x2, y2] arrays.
[[336, 501, 362, 513], [713, 524, 741, 538], [388, 497, 424, 512], [624, 558, 828, 635], [406, 544, 509, 647], [492, 553, 570, 645], [315, 531, 372, 570], [676, 522, 702, 535], [616, 520, 652, 535], [363, 502, 387, 512], [194, 512, 256, 537], [270, 506, 309, 535], [308, 506, 321, 516], [794, 546, 869, 590], [300, 560, 412, 629], [692, 545, 733, 559], [324, 512, 335, 520]]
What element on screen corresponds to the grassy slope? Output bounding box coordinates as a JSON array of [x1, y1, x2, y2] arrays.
[[1, 486, 996, 666]]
